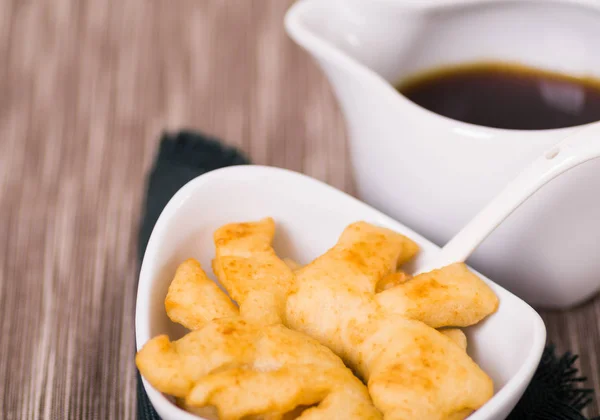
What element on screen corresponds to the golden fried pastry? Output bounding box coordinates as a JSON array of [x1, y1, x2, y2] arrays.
[[165, 259, 238, 330], [376, 263, 499, 328], [375, 271, 411, 293], [365, 317, 489, 420], [438, 328, 468, 351], [282, 222, 495, 419], [284, 222, 416, 360], [138, 258, 381, 420], [137, 318, 381, 420], [212, 218, 296, 325]]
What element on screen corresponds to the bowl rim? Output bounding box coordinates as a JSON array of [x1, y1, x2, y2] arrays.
[[135, 164, 547, 420]]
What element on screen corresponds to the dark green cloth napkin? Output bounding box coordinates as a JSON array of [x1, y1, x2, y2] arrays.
[[136, 131, 597, 420]]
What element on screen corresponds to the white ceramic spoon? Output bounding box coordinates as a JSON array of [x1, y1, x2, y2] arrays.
[[415, 122, 600, 275]]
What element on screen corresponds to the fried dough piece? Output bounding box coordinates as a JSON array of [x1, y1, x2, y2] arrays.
[[212, 218, 296, 325], [140, 258, 380, 419], [179, 403, 311, 420], [365, 317, 490, 420], [285, 222, 417, 361], [376, 263, 499, 328], [165, 259, 238, 330], [285, 222, 494, 419], [375, 271, 411, 293], [137, 318, 381, 420], [331, 221, 419, 291], [439, 328, 468, 351]]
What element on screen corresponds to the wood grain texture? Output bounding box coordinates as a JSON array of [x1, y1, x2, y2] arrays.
[[0, 1, 597, 418]]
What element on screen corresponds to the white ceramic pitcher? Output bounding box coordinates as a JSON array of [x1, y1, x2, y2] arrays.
[[285, 0, 600, 309]]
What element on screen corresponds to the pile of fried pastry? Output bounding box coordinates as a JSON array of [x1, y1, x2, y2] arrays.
[[136, 218, 499, 420]]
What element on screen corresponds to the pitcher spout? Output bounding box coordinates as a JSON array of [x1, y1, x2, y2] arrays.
[[284, 0, 428, 99]]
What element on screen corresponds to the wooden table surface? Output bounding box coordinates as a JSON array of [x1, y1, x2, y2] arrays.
[[1, 1, 598, 418]]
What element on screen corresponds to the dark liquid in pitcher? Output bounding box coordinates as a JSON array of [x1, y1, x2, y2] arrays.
[[397, 62, 600, 130]]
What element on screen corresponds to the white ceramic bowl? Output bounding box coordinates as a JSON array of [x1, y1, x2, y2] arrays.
[[135, 165, 546, 420]]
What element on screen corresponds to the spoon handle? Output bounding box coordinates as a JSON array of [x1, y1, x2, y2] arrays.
[[419, 123, 600, 273]]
